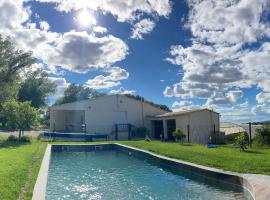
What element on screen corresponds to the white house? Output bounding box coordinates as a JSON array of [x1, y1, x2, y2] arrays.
[[50, 95, 220, 144]]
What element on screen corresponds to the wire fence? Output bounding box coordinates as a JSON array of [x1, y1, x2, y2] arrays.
[[173, 125, 224, 144]]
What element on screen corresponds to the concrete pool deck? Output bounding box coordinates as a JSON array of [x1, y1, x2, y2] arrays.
[[33, 143, 270, 200]]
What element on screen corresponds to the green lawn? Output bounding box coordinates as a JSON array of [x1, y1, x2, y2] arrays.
[[119, 141, 270, 175], [0, 138, 47, 200]]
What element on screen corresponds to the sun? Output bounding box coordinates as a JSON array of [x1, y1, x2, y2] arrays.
[[77, 10, 96, 27]]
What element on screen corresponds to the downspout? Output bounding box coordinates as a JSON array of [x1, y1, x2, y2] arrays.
[[141, 97, 144, 127]]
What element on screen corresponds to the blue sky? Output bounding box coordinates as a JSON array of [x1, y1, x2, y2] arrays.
[[1, 0, 270, 123]]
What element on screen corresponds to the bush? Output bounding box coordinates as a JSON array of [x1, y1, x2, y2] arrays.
[[19, 136, 31, 143], [173, 128, 186, 143], [235, 132, 248, 151], [254, 125, 270, 146], [7, 135, 18, 142], [226, 132, 248, 144]]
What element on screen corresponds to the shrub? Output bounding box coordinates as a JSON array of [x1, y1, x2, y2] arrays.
[[173, 128, 186, 143], [253, 125, 270, 146], [226, 132, 248, 144], [19, 136, 31, 143], [37, 133, 43, 140], [7, 135, 18, 142], [1, 100, 39, 138], [235, 132, 248, 151]]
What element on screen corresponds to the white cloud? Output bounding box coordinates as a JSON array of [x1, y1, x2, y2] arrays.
[[44, 31, 129, 73], [165, 0, 270, 123], [0, 0, 129, 75], [110, 87, 135, 95], [206, 90, 243, 105], [0, 0, 29, 29], [131, 18, 156, 40], [48, 77, 70, 97], [256, 92, 270, 105], [84, 67, 129, 89], [252, 104, 270, 117], [39, 20, 50, 31], [186, 0, 270, 45], [37, 0, 172, 22], [93, 26, 107, 34], [171, 100, 201, 111]]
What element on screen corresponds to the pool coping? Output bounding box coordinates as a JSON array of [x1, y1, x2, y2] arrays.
[[33, 143, 270, 200], [32, 144, 51, 200]]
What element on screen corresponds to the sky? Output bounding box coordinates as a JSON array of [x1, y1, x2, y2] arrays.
[[0, 0, 270, 123]]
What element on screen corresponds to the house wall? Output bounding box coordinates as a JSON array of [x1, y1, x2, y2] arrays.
[[152, 110, 220, 144], [50, 95, 167, 134]]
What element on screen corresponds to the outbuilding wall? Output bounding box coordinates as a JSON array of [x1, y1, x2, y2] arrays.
[[151, 109, 220, 144], [50, 95, 167, 134]]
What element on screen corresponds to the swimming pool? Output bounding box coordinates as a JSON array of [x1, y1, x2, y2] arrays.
[[45, 145, 252, 200]]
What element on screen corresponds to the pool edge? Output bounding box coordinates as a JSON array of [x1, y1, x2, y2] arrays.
[[32, 144, 51, 200], [33, 143, 270, 200], [116, 143, 270, 200]]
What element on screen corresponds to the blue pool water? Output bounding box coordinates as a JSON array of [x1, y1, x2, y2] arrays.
[[46, 150, 252, 200]]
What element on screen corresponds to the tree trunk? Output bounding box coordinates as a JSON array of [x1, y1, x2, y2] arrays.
[[19, 129, 22, 139]]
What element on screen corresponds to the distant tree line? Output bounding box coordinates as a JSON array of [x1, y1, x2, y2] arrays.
[[54, 84, 105, 105], [124, 94, 172, 112], [53, 87, 171, 112]]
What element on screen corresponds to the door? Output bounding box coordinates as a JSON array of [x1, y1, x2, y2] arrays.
[[113, 111, 128, 124], [153, 120, 164, 139], [167, 119, 176, 140]]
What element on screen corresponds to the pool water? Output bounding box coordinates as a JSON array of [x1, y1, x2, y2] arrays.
[[46, 150, 252, 200]]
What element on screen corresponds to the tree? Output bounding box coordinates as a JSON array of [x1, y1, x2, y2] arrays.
[[254, 125, 270, 146], [235, 132, 248, 151], [173, 128, 186, 143], [54, 84, 105, 105], [18, 69, 56, 108], [1, 99, 39, 138], [125, 94, 172, 112], [0, 36, 35, 105]]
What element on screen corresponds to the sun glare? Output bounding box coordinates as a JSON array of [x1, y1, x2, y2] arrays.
[[77, 10, 96, 27]]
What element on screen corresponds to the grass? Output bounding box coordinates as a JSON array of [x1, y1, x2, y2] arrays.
[[119, 140, 270, 175], [0, 137, 47, 200]]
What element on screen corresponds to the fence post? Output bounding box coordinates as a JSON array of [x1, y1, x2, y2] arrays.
[[128, 124, 131, 140], [115, 124, 118, 140], [187, 124, 190, 143], [214, 124, 216, 144], [249, 122, 252, 148]]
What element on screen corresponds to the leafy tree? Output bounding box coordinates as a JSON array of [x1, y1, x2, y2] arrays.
[[18, 69, 56, 108], [0, 36, 35, 105], [235, 132, 248, 151], [125, 94, 172, 112], [173, 128, 186, 143], [1, 99, 39, 138], [40, 109, 50, 128], [254, 125, 270, 146], [55, 84, 105, 105]]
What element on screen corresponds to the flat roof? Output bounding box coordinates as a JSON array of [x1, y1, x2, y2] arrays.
[[150, 108, 219, 118]]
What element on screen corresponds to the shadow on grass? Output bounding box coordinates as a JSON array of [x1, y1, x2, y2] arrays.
[[181, 143, 194, 146], [0, 140, 31, 149], [243, 150, 265, 154]]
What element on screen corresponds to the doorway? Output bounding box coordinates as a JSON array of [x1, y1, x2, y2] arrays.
[[152, 120, 164, 139], [166, 119, 176, 140]]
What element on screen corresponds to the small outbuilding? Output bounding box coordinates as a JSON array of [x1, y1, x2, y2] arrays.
[[148, 109, 220, 144], [49, 95, 220, 144]]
